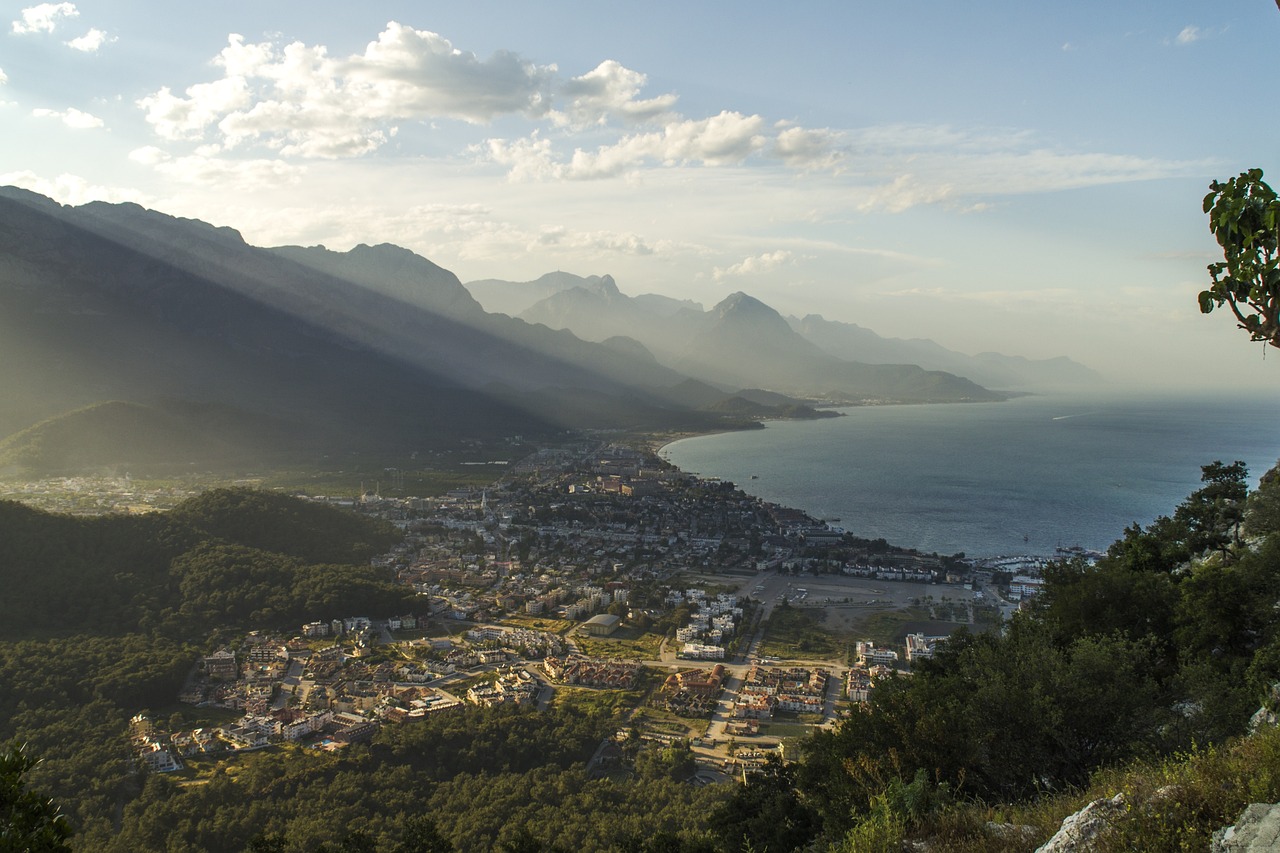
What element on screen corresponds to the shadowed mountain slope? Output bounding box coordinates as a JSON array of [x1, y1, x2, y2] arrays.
[[518, 279, 1002, 402], [0, 189, 738, 469]]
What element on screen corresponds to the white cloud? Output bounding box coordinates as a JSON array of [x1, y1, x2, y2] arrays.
[[713, 250, 794, 280], [0, 68, 7, 85], [535, 227, 656, 256], [770, 126, 844, 170], [11, 2, 76, 34], [0, 169, 143, 205], [356, 22, 555, 121], [129, 146, 305, 187], [137, 23, 557, 159], [551, 60, 678, 128], [858, 174, 955, 213], [840, 124, 1206, 212], [138, 76, 253, 141], [487, 111, 769, 180], [1175, 25, 1202, 45], [65, 27, 111, 52], [31, 106, 103, 129]]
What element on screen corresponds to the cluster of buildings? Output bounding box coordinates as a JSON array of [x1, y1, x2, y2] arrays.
[[842, 633, 947, 705], [733, 665, 830, 720], [542, 655, 643, 689], [672, 589, 745, 661], [465, 667, 540, 707], [124, 440, 1002, 778], [657, 665, 727, 716]]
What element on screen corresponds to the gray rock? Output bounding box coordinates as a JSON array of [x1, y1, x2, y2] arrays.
[[1035, 793, 1126, 853], [1211, 802, 1280, 852], [1250, 706, 1279, 733], [1249, 683, 1280, 735]]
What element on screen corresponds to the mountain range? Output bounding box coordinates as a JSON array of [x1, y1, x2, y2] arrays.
[[0, 187, 1092, 474], [482, 271, 1101, 393]]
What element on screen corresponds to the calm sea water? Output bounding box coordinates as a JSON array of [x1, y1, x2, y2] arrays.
[[660, 393, 1280, 558]]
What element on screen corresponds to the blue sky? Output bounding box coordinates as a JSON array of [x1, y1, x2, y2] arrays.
[[3, 1, 1279, 389]]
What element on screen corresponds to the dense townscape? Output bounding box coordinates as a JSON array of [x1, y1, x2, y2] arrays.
[[117, 442, 995, 783]]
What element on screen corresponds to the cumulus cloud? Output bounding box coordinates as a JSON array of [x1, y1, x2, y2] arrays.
[[12, 2, 76, 34], [487, 111, 770, 180], [538, 228, 655, 255], [858, 174, 954, 213], [1175, 25, 1202, 45], [0, 169, 143, 205], [65, 27, 111, 52], [551, 60, 678, 128], [713, 250, 794, 280], [32, 106, 103, 129], [129, 145, 305, 187], [137, 23, 556, 159], [770, 126, 845, 170]]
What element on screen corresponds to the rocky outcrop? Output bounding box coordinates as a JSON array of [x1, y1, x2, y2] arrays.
[[1211, 803, 1280, 851], [1247, 683, 1279, 734], [1035, 794, 1126, 853]]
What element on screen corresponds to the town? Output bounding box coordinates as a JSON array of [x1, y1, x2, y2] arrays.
[[107, 442, 1026, 781]]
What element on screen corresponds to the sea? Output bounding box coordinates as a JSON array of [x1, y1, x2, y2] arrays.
[[659, 392, 1280, 559]]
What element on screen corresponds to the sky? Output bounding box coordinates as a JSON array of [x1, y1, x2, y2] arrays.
[[2, 1, 1279, 390]]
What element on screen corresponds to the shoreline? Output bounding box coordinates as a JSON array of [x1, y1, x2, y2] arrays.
[[645, 397, 1136, 560]]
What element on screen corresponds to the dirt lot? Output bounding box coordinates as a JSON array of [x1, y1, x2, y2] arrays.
[[741, 570, 979, 642]]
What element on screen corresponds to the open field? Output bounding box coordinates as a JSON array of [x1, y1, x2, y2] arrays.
[[575, 626, 664, 660], [498, 614, 576, 635], [758, 605, 844, 660], [553, 685, 649, 717], [635, 708, 711, 740], [738, 570, 982, 649]]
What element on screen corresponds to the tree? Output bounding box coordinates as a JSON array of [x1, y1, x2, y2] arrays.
[[0, 742, 72, 853], [709, 754, 820, 853], [1173, 460, 1249, 560], [1200, 169, 1280, 348]]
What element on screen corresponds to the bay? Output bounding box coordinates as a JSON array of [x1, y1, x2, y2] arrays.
[[660, 392, 1280, 559]]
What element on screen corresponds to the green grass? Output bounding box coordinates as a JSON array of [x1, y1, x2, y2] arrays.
[[758, 605, 843, 660], [838, 724, 1280, 852], [553, 685, 648, 717], [759, 721, 817, 739], [635, 708, 709, 739], [575, 627, 664, 660], [152, 703, 244, 731], [498, 614, 575, 635], [849, 606, 933, 647]]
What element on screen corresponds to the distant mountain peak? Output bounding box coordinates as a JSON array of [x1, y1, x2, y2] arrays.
[[593, 274, 619, 297], [711, 292, 792, 334]]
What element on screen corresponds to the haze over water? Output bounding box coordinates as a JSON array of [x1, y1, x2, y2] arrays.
[[661, 393, 1280, 559]]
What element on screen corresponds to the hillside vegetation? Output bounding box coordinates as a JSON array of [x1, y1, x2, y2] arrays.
[[4, 461, 1280, 851], [758, 459, 1280, 851]]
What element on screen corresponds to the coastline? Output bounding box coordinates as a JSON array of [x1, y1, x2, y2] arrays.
[[650, 393, 1280, 560]]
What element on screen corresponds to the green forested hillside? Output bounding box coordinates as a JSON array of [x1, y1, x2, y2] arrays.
[[776, 461, 1280, 851], [0, 487, 405, 638], [6, 463, 1280, 851], [99, 706, 727, 853]]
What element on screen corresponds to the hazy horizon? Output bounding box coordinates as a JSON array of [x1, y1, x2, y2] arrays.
[[4, 2, 1280, 391]]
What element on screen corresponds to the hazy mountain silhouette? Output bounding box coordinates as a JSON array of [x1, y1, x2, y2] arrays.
[[790, 314, 1103, 391], [0, 188, 735, 470], [465, 271, 614, 317], [0, 187, 1016, 473], [515, 278, 1004, 403]]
